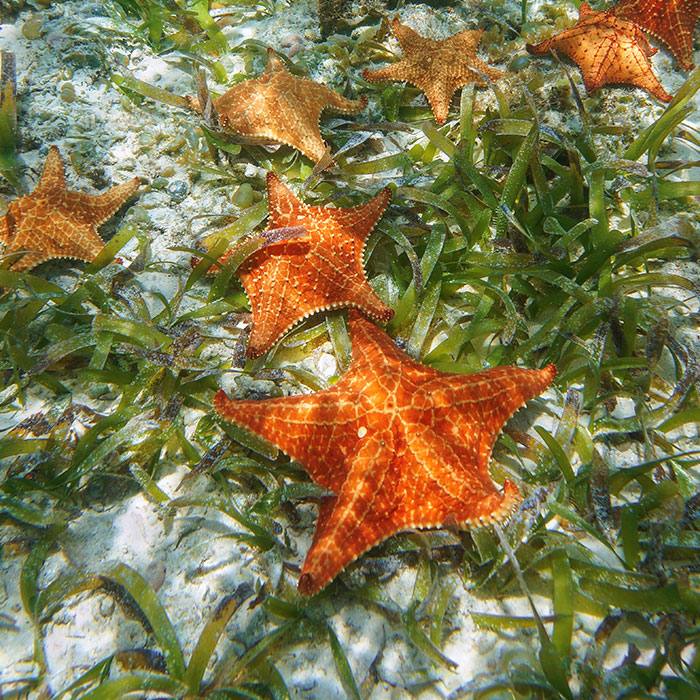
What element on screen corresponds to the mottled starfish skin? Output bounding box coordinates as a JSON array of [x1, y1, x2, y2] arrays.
[[613, 0, 700, 70], [215, 310, 556, 595], [209, 49, 366, 163], [526, 2, 672, 103], [238, 172, 393, 359], [362, 18, 505, 123], [0, 146, 139, 272]]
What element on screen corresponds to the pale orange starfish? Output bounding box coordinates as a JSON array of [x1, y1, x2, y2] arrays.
[[0, 146, 139, 272], [362, 18, 505, 123], [192, 49, 366, 163], [237, 173, 393, 358], [526, 2, 672, 103], [216, 310, 556, 595]]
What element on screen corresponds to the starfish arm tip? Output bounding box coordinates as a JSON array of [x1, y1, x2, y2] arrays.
[[297, 572, 318, 596], [213, 389, 233, 417]]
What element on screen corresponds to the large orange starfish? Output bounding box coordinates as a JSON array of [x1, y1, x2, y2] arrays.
[[526, 2, 672, 103], [612, 0, 700, 70], [194, 49, 366, 163], [235, 172, 393, 359], [362, 18, 505, 123], [215, 310, 556, 594], [0, 146, 139, 272]]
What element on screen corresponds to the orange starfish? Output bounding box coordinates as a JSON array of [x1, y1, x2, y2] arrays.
[[235, 172, 393, 359], [0, 146, 139, 272], [193, 49, 366, 163], [215, 310, 556, 595], [362, 18, 505, 123], [526, 2, 672, 103], [612, 0, 700, 70]]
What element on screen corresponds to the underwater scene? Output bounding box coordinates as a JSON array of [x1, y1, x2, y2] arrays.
[[1, 0, 700, 697]]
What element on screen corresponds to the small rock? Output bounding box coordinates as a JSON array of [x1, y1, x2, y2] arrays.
[[167, 180, 189, 202], [232, 182, 254, 208], [99, 597, 116, 618], [59, 82, 75, 103], [22, 18, 42, 40], [144, 560, 166, 592], [281, 33, 304, 57]]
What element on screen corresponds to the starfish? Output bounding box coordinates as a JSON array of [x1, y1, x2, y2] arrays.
[[612, 0, 700, 70], [235, 172, 393, 359], [362, 18, 505, 123], [215, 310, 556, 595], [0, 146, 139, 273], [191, 48, 366, 163], [526, 2, 672, 103]]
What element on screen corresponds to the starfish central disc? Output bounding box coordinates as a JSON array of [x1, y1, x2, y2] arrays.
[[362, 18, 505, 123], [0, 146, 139, 272], [215, 310, 556, 594], [237, 173, 393, 358], [526, 2, 672, 103]]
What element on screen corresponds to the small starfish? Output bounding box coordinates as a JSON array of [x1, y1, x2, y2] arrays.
[[0, 146, 139, 272], [234, 173, 393, 358], [191, 49, 366, 163], [526, 2, 672, 103], [362, 18, 505, 123], [215, 310, 556, 595], [612, 0, 700, 70]]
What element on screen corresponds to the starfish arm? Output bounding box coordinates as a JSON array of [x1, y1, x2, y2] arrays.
[[33, 145, 66, 196], [400, 420, 501, 503], [598, 38, 673, 102], [399, 427, 522, 528], [316, 84, 367, 116], [448, 29, 484, 54], [59, 179, 140, 228], [294, 127, 330, 163], [214, 388, 363, 492], [421, 78, 460, 123], [322, 186, 392, 243], [298, 427, 398, 594], [361, 62, 408, 85], [0, 213, 9, 246], [345, 310, 433, 380], [8, 252, 47, 272], [265, 48, 287, 73], [431, 365, 557, 439], [391, 17, 431, 55], [45, 215, 106, 260], [265, 173, 303, 226]]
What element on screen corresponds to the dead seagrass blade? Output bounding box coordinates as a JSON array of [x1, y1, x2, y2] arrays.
[[215, 309, 557, 594]]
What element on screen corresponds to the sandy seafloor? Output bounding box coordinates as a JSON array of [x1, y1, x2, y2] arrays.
[[0, 0, 699, 697]]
